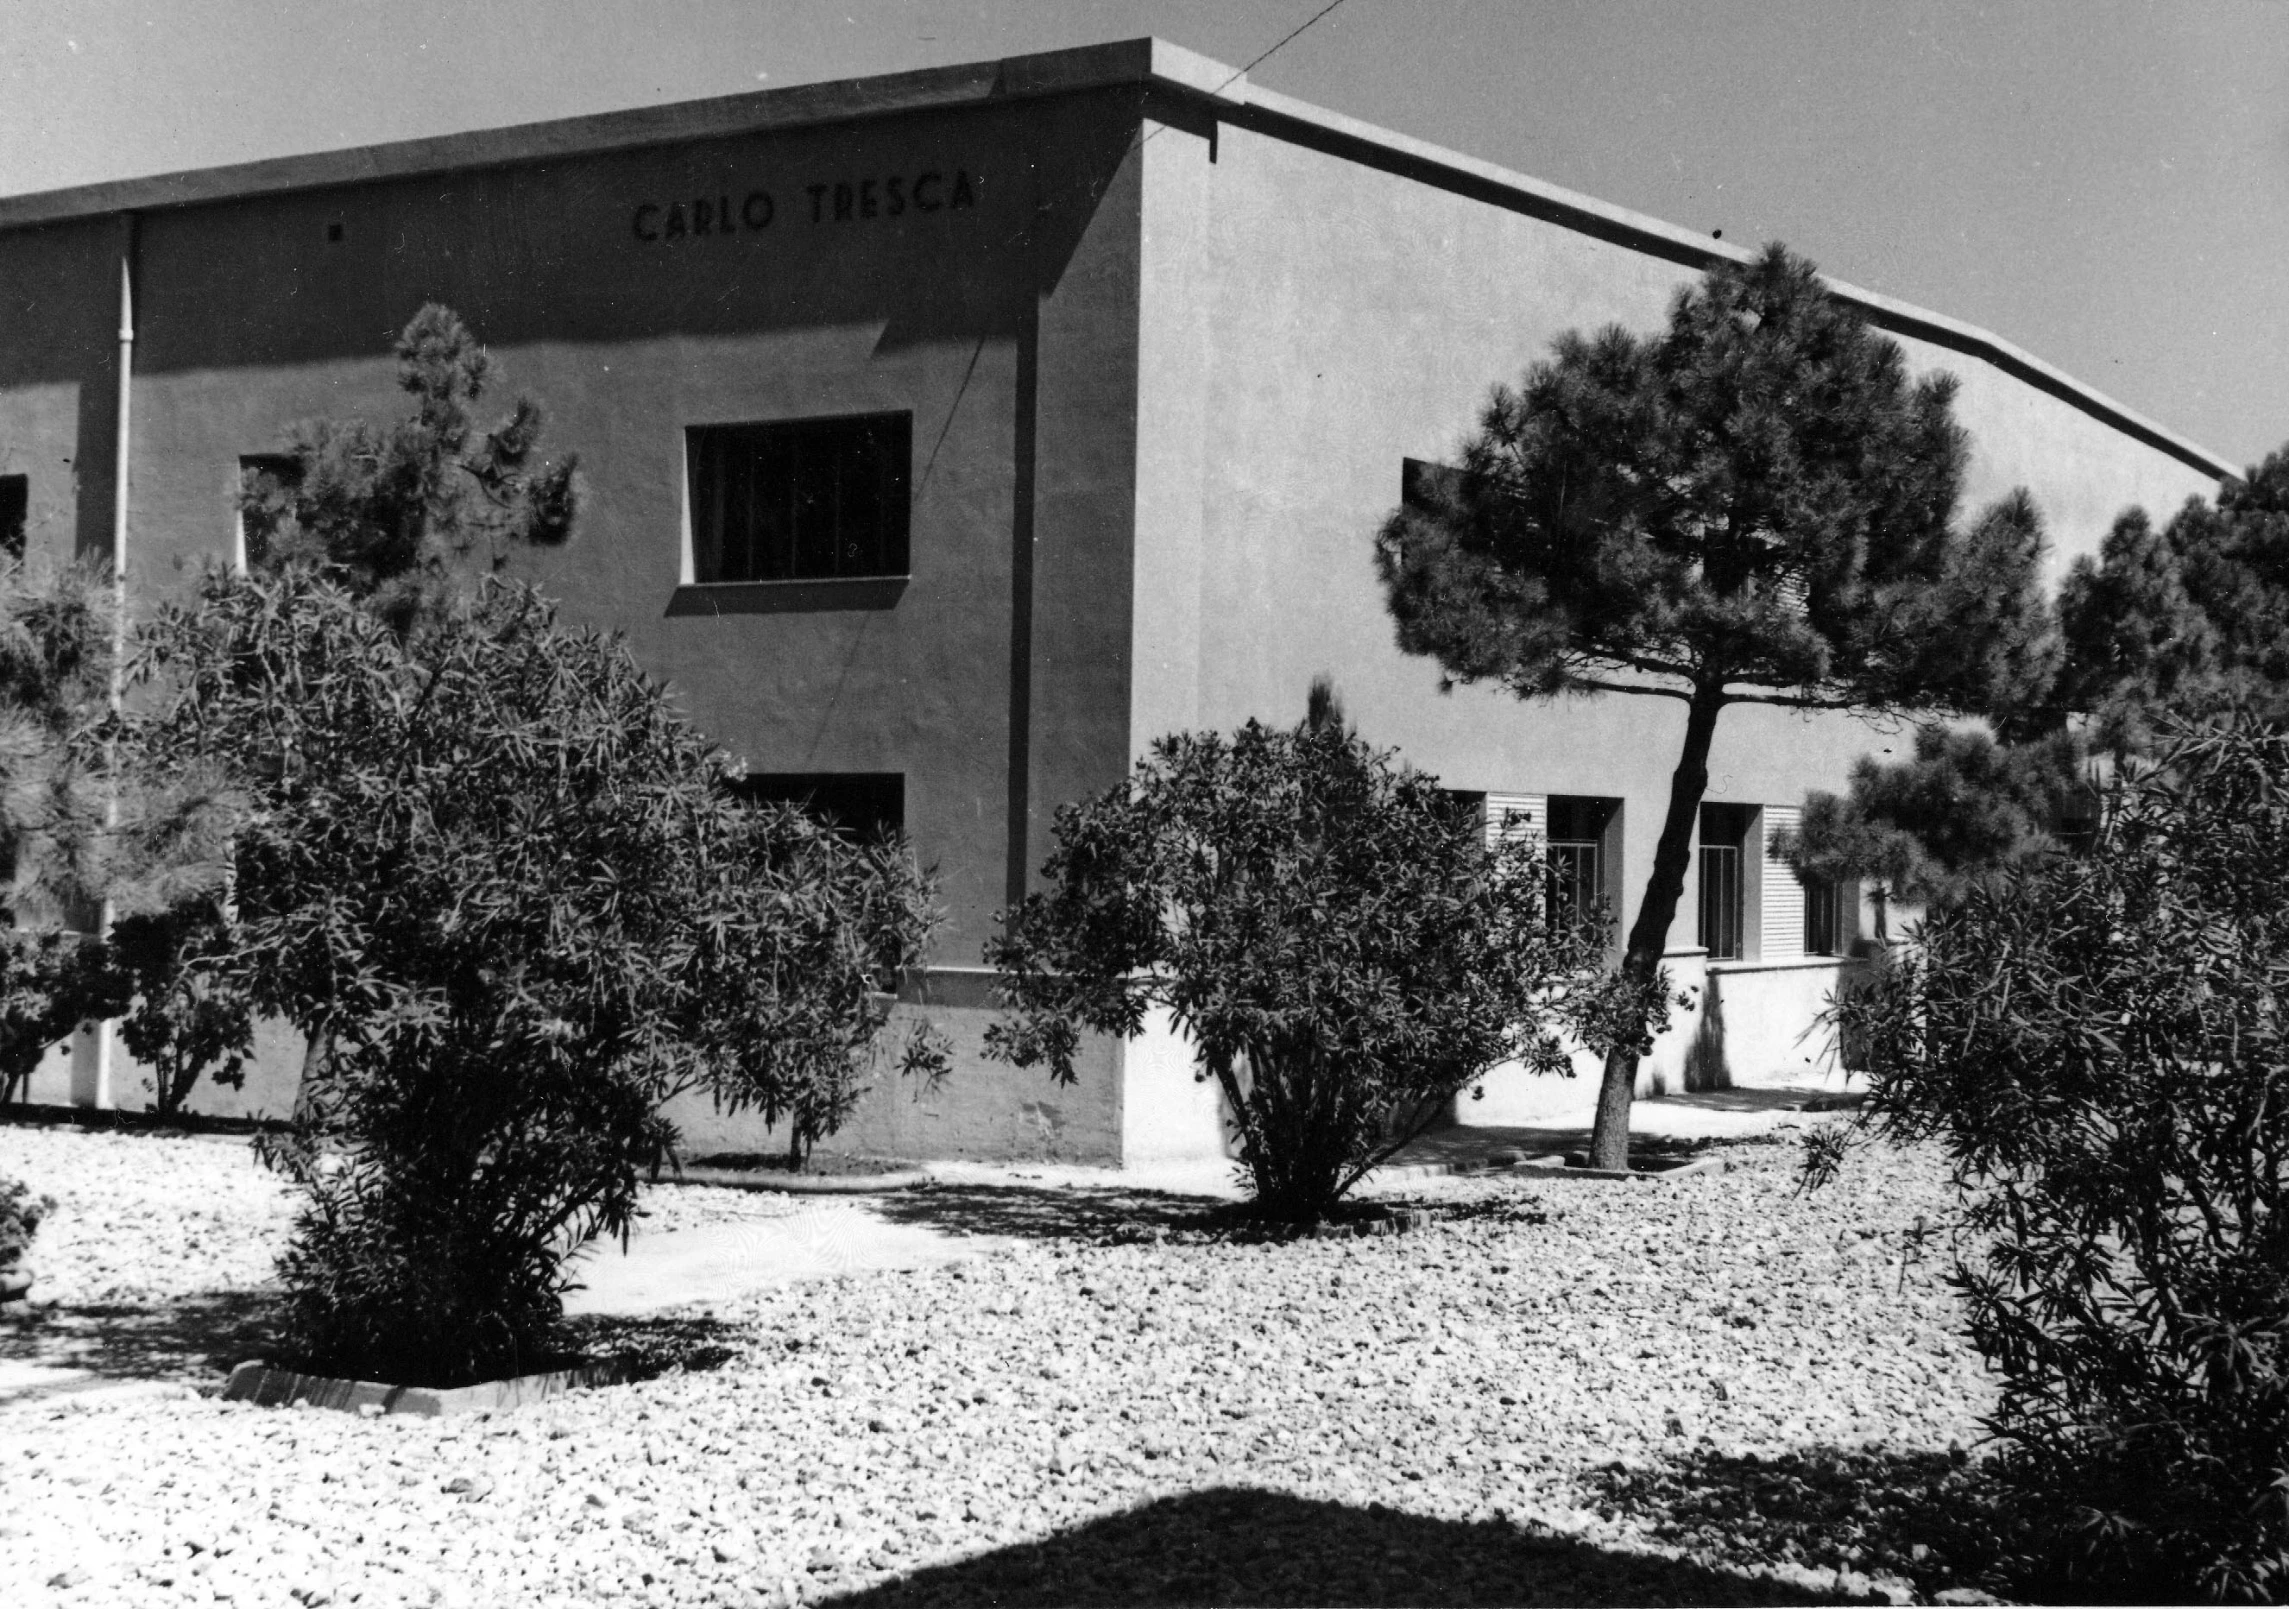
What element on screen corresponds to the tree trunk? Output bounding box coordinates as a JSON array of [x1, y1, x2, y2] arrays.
[[1588, 683, 1727, 1170]]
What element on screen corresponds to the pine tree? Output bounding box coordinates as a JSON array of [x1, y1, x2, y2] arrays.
[[1377, 244, 2056, 1169], [1792, 445, 2289, 907], [240, 304, 577, 635]]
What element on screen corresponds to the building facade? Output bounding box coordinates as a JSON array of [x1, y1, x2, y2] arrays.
[[0, 39, 2231, 1163]]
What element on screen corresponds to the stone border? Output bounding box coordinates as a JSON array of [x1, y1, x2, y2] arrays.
[[222, 1356, 632, 1417], [1514, 1155, 1735, 1183], [664, 1165, 929, 1195]]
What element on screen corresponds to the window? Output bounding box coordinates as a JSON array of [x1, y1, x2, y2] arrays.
[[730, 772, 904, 844], [237, 454, 302, 571], [688, 414, 911, 584], [1699, 804, 1754, 961], [0, 475, 26, 560], [1804, 878, 1842, 957], [1546, 796, 1615, 933]]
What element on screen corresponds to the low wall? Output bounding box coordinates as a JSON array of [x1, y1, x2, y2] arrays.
[[1118, 1006, 1242, 1163], [15, 986, 1127, 1167], [1460, 947, 1713, 1125], [1690, 956, 1866, 1090]]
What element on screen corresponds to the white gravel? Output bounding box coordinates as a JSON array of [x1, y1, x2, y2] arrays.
[[1, 1120, 2001, 1607]]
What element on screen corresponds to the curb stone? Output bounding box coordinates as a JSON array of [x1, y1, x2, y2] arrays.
[[223, 1356, 633, 1417], [658, 1166, 929, 1195]]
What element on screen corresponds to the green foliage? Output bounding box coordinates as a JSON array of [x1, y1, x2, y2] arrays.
[[109, 902, 252, 1116], [685, 800, 946, 1168], [985, 685, 1608, 1222], [240, 303, 578, 635], [1822, 722, 2289, 1600], [1785, 726, 2097, 908], [1375, 242, 2049, 1165], [0, 1172, 55, 1266], [2060, 445, 2289, 751], [1799, 445, 2289, 906], [1376, 245, 2053, 715], [0, 557, 233, 1106], [130, 565, 939, 1383]]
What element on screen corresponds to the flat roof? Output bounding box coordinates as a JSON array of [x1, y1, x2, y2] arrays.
[[0, 37, 2235, 483]]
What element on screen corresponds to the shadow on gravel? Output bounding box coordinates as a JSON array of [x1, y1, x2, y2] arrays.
[[0, 1296, 756, 1389], [819, 1486, 1875, 1607], [0, 1289, 282, 1383], [869, 1184, 1232, 1245], [1580, 1444, 2031, 1603], [563, 1310, 748, 1378]]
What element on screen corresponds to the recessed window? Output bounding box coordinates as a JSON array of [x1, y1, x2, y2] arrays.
[[688, 414, 911, 584], [1804, 878, 1842, 957], [1699, 804, 1754, 962], [237, 454, 302, 571], [1546, 796, 1616, 933], [729, 772, 904, 844], [0, 475, 26, 560], [325, 222, 345, 243]]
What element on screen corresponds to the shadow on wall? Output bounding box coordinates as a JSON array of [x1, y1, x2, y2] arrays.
[[818, 1485, 1879, 1607], [1682, 973, 1731, 1094]]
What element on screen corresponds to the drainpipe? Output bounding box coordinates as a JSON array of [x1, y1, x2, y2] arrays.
[[69, 212, 135, 1111]]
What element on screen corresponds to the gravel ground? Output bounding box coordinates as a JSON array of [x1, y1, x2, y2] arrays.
[[1, 1120, 2007, 1607]]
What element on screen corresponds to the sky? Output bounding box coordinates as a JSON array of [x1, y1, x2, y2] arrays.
[[4, 0, 2285, 469]]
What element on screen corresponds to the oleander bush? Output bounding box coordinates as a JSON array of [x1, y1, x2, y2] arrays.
[[986, 682, 1610, 1223], [1822, 720, 2289, 1601], [132, 565, 941, 1384], [0, 1172, 55, 1267]]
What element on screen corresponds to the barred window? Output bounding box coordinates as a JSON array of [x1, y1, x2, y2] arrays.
[[688, 414, 911, 584], [1804, 877, 1841, 957], [1546, 796, 1614, 933], [1699, 804, 1754, 961]]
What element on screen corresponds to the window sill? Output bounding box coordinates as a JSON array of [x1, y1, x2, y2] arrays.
[[1706, 954, 1864, 975], [666, 576, 909, 616]]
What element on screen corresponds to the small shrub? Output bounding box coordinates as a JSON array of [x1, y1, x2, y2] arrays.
[[1826, 721, 2289, 1601], [686, 800, 946, 1168], [986, 684, 1606, 1223], [0, 1173, 55, 1265]]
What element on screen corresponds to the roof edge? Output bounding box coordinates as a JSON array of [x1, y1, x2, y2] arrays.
[[0, 34, 2234, 484], [1215, 80, 2236, 485]]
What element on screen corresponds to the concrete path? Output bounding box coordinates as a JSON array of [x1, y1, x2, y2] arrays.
[[561, 1198, 1019, 1317]]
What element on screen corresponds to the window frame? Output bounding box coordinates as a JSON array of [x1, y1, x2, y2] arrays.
[[1698, 803, 1756, 962], [684, 412, 914, 587]]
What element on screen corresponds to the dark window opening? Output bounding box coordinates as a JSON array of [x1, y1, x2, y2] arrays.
[[326, 222, 345, 243], [238, 454, 303, 569], [1805, 878, 1842, 957], [1401, 457, 1467, 512], [689, 414, 911, 584], [1698, 803, 1754, 962], [1547, 795, 1615, 933], [730, 772, 904, 844], [0, 475, 26, 561]]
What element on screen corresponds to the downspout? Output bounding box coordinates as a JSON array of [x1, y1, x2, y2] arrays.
[[69, 212, 135, 1110]]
